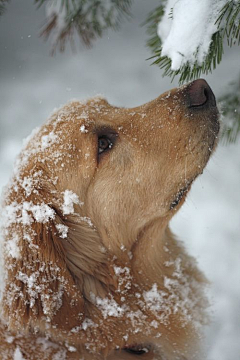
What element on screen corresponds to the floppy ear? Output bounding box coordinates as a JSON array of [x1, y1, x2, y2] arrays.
[[1, 179, 114, 342], [57, 212, 116, 302], [1, 207, 85, 337]]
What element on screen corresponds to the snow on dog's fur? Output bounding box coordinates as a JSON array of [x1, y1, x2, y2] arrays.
[[0, 80, 219, 359]]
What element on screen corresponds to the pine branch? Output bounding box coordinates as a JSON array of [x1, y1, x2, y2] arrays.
[[149, 31, 225, 84], [36, 0, 133, 53], [142, 4, 164, 53], [216, 0, 240, 45], [219, 79, 240, 144], [0, 0, 9, 16], [146, 0, 240, 84]]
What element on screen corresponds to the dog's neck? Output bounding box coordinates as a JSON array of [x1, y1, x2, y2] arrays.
[[131, 219, 170, 281], [76, 222, 208, 358]]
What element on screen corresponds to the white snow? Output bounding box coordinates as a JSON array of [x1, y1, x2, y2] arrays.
[[65, 344, 77, 352], [52, 348, 67, 360], [80, 318, 97, 331], [80, 124, 88, 133], [13, 347, 25, 360], [2, 201, 55, 227], [31, 203, 55, 223], [143, 283, 165, 312], [157, 0, 227, 70], [56, 224, 69, 239], [90, 293, 126, 319], [4, 233, 21, 259], [40, 131, 59, 150], [21, 176, 33, 197], [62, 190, 82, 215], [80, 216, 94, 228]]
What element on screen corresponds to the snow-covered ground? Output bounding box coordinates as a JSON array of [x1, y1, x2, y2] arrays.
[[0, 1, 239, 359]]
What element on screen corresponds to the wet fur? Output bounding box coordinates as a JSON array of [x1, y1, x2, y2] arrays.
[[0, 83, 219, 359]]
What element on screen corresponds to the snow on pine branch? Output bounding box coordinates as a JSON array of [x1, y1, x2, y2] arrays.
[[146, 0, 239, 83], [157, 0, 227, 71]]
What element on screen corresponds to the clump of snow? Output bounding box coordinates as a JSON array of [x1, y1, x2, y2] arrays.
[[52, 348, 67, 360], [31, 203, 55, 223], [143, 283, 165, 312], [21, 176, 33, 197], [90, 293, 127, 319], [80, 216, 93, 228], [6, 336, 14, 344], [157, 0, 227, 70], [80, 124, 88, 133], [56, 224, 68, 238], [113, 265, 132, 294], [13, 347, 25, 360], [76, 318, 96, 331], [3, 201, 55, 227], [150, 320, 159, 329], [62, 190, 83, 215], [65, 343, 77, 352], [40, 131, 59, 150], [4, 233, 21, 259]]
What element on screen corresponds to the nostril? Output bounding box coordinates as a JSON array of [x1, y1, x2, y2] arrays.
[[187, 79, 216, 108]]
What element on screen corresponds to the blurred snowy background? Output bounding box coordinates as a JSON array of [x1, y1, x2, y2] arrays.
[[0, 0, 239, 359]]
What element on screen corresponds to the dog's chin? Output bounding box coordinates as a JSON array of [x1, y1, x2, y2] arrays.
[[170, 146, 219, 212]]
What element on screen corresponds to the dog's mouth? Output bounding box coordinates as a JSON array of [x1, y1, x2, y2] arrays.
[[170, 182, 192, 210]]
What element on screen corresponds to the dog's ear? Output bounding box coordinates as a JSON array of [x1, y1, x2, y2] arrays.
[[57, 213, 116, 301], [1, 202, 85, 337], [1, 177, 113, 340]]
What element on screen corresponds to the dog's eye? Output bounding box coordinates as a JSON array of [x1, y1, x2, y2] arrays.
[[96, 127, 118, 160], [124, 347, 148, 355], [98, 136, 113, 154]]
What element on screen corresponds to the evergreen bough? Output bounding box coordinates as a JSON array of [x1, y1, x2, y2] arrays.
[[36, 0, 133, 52], [220, 78, 240, 144], [0, 0, 9, 16]]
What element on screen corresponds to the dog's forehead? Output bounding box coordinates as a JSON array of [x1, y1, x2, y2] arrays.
[[62, 97, 176, 137]]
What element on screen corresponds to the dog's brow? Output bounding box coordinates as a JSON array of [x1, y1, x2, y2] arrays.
[[94, 125, 119, 137]]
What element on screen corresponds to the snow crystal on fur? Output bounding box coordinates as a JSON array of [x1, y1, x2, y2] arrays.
[[62, 190, 83, 215]]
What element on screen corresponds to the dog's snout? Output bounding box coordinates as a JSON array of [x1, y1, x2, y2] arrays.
[[187, 79, 216, 108]]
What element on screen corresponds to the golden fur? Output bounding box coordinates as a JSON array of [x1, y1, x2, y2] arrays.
[[0, 81, 219, 359]]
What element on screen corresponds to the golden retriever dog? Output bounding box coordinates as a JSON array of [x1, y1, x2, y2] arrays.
[[0, 79, 219, 359]]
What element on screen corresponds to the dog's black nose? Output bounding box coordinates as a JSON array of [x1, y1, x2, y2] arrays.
[[187, 79, 216, 108]]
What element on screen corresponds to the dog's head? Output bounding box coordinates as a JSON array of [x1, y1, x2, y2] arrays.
[[1, 79, 219, 359]]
